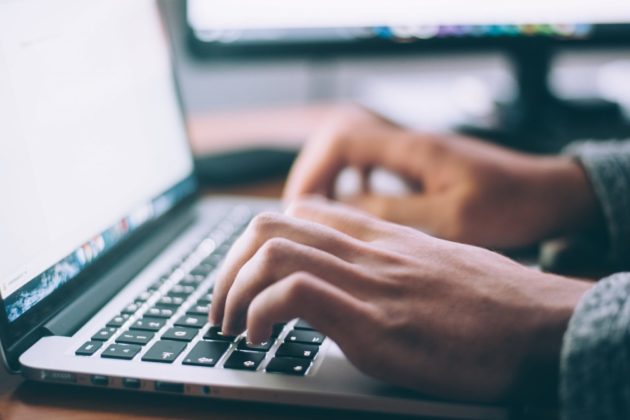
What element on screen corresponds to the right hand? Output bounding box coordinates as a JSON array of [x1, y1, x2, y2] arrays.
[[283, 106, 600, 249]]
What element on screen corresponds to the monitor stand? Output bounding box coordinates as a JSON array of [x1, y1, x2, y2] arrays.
[[460, 41, 630, 153]]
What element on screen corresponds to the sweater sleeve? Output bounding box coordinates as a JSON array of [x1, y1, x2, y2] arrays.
[[561, 272, 630, 420], [563, 140, 630, 266]]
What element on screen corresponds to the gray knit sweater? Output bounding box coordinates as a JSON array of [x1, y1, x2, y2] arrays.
[[560, 140, 630, 419]]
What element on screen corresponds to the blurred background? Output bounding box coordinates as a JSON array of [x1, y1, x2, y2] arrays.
[[157, 1, 630, 185]]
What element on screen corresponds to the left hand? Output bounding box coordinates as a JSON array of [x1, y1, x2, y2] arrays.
[[210, 199, 591, 401]]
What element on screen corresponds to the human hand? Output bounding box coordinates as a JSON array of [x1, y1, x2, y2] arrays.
[[283, 106, 600, 249], [211, 199, 591, 401]]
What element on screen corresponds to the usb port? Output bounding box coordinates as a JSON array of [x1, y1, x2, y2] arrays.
[[123, 378, 141, 389], [91, 375, 109, 386], [155, 381, 183, 393]]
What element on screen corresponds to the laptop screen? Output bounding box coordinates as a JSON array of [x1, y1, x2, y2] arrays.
[[0, 0, 195, 323]]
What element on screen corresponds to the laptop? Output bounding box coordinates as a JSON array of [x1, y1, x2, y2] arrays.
[[0, 1, 507, 418]]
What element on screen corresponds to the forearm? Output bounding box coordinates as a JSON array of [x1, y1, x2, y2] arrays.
[[560, 272, 630, 419]]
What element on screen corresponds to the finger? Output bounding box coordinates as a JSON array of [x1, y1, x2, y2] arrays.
[[245, 271, 374, 348], [285, 197, 390, 241], [221, 237, 368, 335], [210, 211, 368, 325], [283, 126, 417, 203], [282, 130, 346, 202], [341, 194, 443, 233]]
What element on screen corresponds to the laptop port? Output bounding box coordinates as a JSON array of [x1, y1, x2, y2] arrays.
[[91, 375, 109, 386], [123, 378, 141, 389], [155, 381, 184, 393]]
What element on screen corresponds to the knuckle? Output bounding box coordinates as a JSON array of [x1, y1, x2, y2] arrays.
[[286, 199, 316, 218], [249, 212, 282, 236], [259, 237, 293, 265], [283, 272, 314, 301]]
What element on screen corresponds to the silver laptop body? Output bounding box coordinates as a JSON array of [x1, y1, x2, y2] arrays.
[[0, 1, 506, 418]]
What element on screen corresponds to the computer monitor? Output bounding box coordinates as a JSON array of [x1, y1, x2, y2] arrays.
[[186, 0, 630, 151]]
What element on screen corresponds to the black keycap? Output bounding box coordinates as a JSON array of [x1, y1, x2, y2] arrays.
[[223, 351, 265, 371], [136, 290, 153, 302], [131, 317, 166, 332], [294, 319, 315, 330], [145, 307, 175, 319], [237, 338, 273, 352], [266, 357, 310, 376], [156, 296, 185, 308], [204, 326, 237, 342], [122, 302, 141, 315], [275, 343, 319, 360], [271, 323, 287, 338], [174, 314, 207, 329], [76, 341, 102, 356], [186, 304, 210, 316], [197, 293, 213, 305], [182, 341, 230, 367], [168, 284, 195, 298], [285, 330, 325, 345], [101, 343, 141, 360], [107, 314, 130, 328], [92, 327, 117, 341], [190, 264, 213, 277], [142, 340, 187, 363], [116, 330, 154, 345], [162, 327, 198, 342], [180, 274, 205, 286]]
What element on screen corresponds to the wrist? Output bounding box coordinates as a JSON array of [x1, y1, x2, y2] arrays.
[[517, 274, 592, 400], [531, 156, 603, 237]]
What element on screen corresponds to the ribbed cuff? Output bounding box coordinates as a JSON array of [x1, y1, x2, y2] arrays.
[[560, 273, 630, 420], [564, 141, 630, 265]]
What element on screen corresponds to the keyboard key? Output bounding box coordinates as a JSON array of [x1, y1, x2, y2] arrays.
[[237, 339, 273, 352], [156, 296, 185, 308], [190, 264, 213, 277], [294, 319, 315, 330], [162, 327, 198, 342], [131, 317, 166, 332], [223, 351, 265, 371], [197, 293, 213, 305], [116, 330, 154, 345], [182, 341, 230, 367], [275, 343, 319, 360], [92, 327, 117, 341], [145, 307, 175, 319], [167, 284, 195, 298], [266, 357, 310, 376], [101, 343, 141, 360], [204, 326, 237, 342], [174, 314, 207, 329], [122, 302, 141, 315], [76, 341, 103, 356], [180, 274, 205, 286], [142, 340, 187, 363], [271, 323, 287, 338], [186, 304, 210, 316], [106, 314, 130, 328], [285, 330, 325, 345], [136, 290, 153, 302]]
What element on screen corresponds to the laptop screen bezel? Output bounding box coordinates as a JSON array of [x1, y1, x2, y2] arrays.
[[0, 1, 200, 372]]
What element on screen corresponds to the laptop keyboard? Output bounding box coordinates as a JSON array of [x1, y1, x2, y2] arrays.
[[76, 206, 326, 377]]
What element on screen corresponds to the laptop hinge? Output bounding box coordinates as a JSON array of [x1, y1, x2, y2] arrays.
[[42, 205, 196, 337]]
